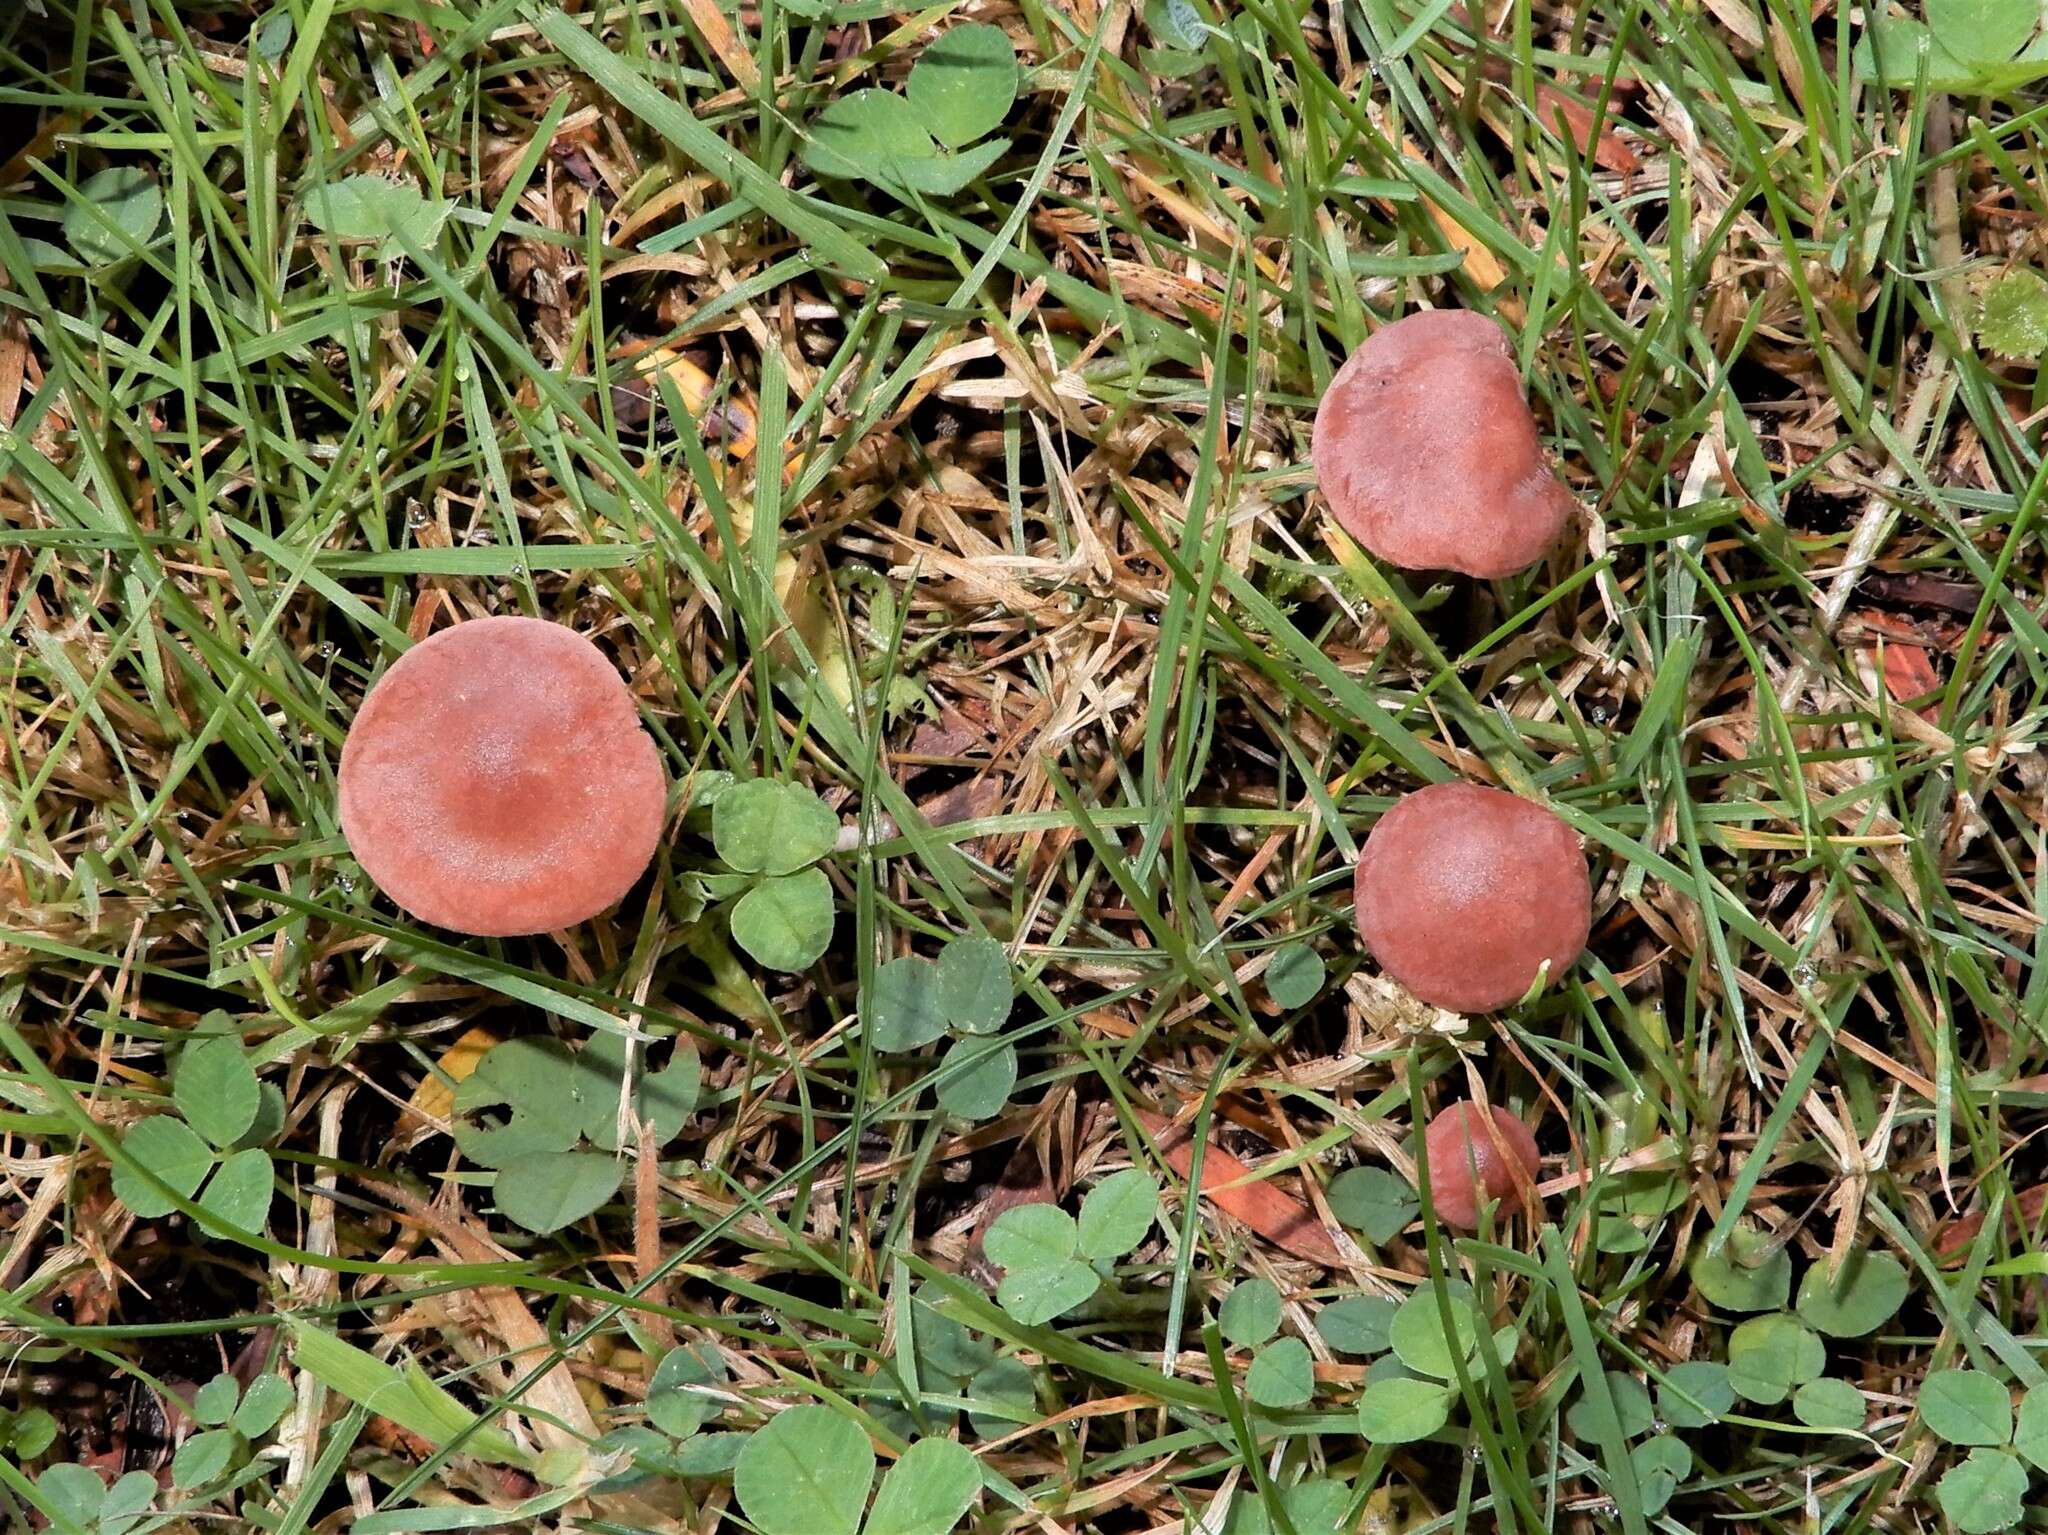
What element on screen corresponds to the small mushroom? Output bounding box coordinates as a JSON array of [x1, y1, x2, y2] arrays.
[[1311, 309, 1577, 578], [338, 617, 666, 936], [1423, 1101, 1542, 1231], [1353, 781, 1590, 1012]]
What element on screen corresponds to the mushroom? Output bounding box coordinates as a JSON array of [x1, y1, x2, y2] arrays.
[[338, 617, 666, 936], [1311, 309, 1577, 578], [1422, 1101, 1542, 1231], [1353, 781, 1590, 1012]]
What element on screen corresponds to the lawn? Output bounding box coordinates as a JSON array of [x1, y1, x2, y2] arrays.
[[2, 0, 2046, 1532]]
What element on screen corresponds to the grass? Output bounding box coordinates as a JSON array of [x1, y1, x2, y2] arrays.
[[2, 0, 2047, 1531]]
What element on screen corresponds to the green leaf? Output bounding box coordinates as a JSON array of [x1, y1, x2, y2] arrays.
[[196, 1147, 274, 1235], [98, 1471, 156, 1535], [1246, 1337, 1315, 1410], [1567, 1371, 1654, 1442], [1657, 1361, 1734, 1429], [730, 869, 836, 972], [1147, 0, 1207, 50], [2017, 1384, 2048, 1472], [889, 140, 1009, 197], [455, 1037, 586, 1166], [648, 1341, 726, 1437], [1077, 1168, 1159, 1262], [1220, 1279, 1283, 1348], [235, 1374, 294, 1439], [1388, 1290, 1479, 1380], [934, 936, 1012, 1034], [193, 1373, 240, 1427], [642, 1047, 701, 1142], [1922, 1369, 2014, 1447], [1264, 944, 1325, 1008], [868, 957, 949, 1051], [63, 166, 164, 265], [965, 1357, 1035, 1439], [4, 1407, 55, 1458], [38, 1463, 105, 1529], [1629, 1435, 1692, 1519], [112, 1115, 213, 1217], [1936, 1448, 2028, 1534], [865, 1436, 981, 1535], [713, 779, 839, 875], [670, 1431, 749, 1475], [1689, 1226, 1791, 1312], [1317, 1295, 1397, 1355], [1795, 1250, 1909, 1338], [1327, 1166, 1417, 1244], [1792, 1377, 1866, 1432], [234, 1081, 288, 1150], [1355, 1377, 1452, 1443], [1977, 269, 2048, 358], [996, 1260, 1098, 1325], [1928, 0, 2038, 63], [906, 23, 1018, 148], [933, 1038, 1015, 1119], [1726, 1314, 1825, 1405], [801, 89, 937, 186], [173, 1427, 240, 1488], [914, 1283, 995, 1384], [306, 173, 452, 251], [492, 1150, 622, 1233], [734, 1405, 875, 1535], [176, 1036, 262, 1150], [1854, 17, 1991, 90], [985, 1203, 1079, 1270]]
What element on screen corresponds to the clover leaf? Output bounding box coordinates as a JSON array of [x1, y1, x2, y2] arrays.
[[457, 1032, 701, 1233], [987, 1204, 1099, 1324], [800, 25, 1017, 200], [1857, 0, 2048, 92], [112, 1034, 276, 1238]]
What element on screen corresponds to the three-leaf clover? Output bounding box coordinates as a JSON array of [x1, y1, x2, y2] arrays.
[[171, 1372, 294, 1490], [33, 1465, 156, 1535], [1219, 1279, 1314, 1409], [456, 1031, 699, 1233], [732, 1404, 982, 1535], [713, 778, 840, 972], [1725, 1313, 1825, 1406], [112, 1033, 277, 1237], [986, 1175, 1159, 1325], [800, 24, 1018, 200], [863, 934, 1018, 1120]]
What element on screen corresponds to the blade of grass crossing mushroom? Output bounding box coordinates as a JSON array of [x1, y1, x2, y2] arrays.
[[528, 7, 883, 282]]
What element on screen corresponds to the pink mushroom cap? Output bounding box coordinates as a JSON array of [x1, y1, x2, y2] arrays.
[[1353, 781, 1591, 1012], [339, 617, 666, 937], [1311, 309, 1577, 578], [1423, 1101, 1543, 1231]]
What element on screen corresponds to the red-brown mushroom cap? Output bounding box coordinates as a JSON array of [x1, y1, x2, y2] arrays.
[[1353, 781, 1591, 1012], [1311, 309, 1577, 578], [1423, 1101, 1542, 1231], [339, 617, 666, 937]]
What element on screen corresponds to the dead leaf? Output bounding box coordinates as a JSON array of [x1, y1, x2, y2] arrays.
[[405, 1025, 502, 1131], [1133, 1108, 1345, 1268]]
